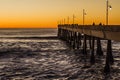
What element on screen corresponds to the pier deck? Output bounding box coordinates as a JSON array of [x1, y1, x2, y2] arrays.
[[58, 24, 120, 41]]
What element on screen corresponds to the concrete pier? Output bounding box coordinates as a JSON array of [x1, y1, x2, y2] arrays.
[[58, 24, 120, 74]]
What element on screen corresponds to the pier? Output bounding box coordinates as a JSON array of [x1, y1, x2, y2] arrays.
[[58, 24, 120, 74]]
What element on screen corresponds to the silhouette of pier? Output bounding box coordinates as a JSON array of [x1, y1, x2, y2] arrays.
[[58, 24, 120, 74]]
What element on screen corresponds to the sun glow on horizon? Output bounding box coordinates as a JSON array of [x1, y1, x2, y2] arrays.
[[0, 0, 120, 28]]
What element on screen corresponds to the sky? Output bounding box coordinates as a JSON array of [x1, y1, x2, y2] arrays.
[[0, 0, 120, 28]]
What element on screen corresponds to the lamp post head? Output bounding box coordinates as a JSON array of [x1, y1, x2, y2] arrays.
[[109, 5, 112, 10], [83, 9, 87, 15], [84, 12, 87, 15]]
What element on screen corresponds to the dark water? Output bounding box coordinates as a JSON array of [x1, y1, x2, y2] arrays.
[[0, 29, 57, 37], [0, 29, 119, 80]]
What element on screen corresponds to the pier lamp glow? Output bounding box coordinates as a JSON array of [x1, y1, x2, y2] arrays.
[[109, 5, 112, 10], [106, 0, 112, 25]]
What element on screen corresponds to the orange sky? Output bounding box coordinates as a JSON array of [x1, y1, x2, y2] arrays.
[[0, 0, 120, 28]]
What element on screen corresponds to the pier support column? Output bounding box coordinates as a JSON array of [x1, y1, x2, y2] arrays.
[[73, 32, 76, 49], [96, 38, 103, 56], [57, 28, 60, 38], [77, 33, 81, 49], [60, 29, 62, 39], [66, 30, 68, 42], [67, 31, 70, 44], [76, 32, 78, 49], [63, 29, 65, 40], [104, 40, 114, 74], [61, 29, 64, 40], [75, 32, 77, 49], [58, 28, 61, 38], [60, 28, 62, 38], [89, 36, 92, 50], [90, 36, 95, 64], [64, 29, 66, 40], [108, 40, 114, 64], [71, 31, 75, 49], [64, 29, 66, 41], [83, 34, 87, 55], [70, 31, 72, 47]]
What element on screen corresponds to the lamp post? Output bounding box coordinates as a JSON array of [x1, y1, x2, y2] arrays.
[[104, 0, 114, 74], [106, 0, 108, 25], [64, 18, 65, 25], [67, 16, 69, 24], [106, 0, 112, 25], [73, 14, 75, 24], [83, 9, 86, 25]]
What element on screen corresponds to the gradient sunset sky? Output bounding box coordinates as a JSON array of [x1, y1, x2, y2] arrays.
[[0, 0, 120, 28]]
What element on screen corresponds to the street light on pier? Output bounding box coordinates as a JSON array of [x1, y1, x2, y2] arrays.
[[104, 0, 114, 74], [83, 9, 87, 25], [64, 18, 66, 25], [67, 16, 69, 24], [106, 0, 112, 25], [73, 14, 75, 24]]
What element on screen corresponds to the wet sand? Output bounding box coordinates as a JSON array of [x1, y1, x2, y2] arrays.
[[0, 38, 120, 80]]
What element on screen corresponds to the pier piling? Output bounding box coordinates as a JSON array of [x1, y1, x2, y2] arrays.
[[96, 38, 103, 56], [90, 36, 95, 64], [83, 34, 87, 55]]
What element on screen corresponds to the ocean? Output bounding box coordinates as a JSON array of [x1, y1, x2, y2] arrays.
[[0, 29, 119, 80]]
